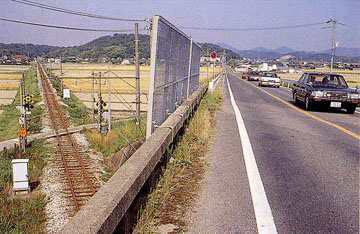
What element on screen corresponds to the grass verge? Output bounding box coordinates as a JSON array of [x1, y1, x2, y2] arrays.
[[85, 117, 146, 182], [0, 139, 50, 234], [45, 68, 91, 126], [133, 88, 223, 233], [0, 68, 42, 141]]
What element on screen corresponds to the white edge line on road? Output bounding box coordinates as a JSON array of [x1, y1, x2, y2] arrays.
[[226, 71, 278, 234]]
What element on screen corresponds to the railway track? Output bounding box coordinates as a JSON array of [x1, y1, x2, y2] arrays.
[[37, 60, 97, 213]]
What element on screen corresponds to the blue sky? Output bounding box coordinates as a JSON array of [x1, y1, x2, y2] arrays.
[[0, 0, 359, 51]]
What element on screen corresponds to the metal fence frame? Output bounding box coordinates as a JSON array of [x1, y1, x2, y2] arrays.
[[146, 15, 201, 138]]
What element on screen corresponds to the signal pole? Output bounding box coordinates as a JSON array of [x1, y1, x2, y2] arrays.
[[206, 49, 209, 80], [327, 19, 337, 73]]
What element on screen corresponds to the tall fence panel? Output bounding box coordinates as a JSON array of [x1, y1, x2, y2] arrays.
[[146, 15, 201, 138]]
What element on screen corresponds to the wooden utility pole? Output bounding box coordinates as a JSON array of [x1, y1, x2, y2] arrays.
[[60, 55, 63, 95], [135, 22, 141, 127]]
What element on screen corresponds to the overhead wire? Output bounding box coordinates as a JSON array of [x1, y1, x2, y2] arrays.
[[10, 0, 146, 22], [179, 22, 328, 31], [0, 17, 141, 32]]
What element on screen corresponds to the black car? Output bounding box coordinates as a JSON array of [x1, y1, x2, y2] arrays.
[[292, 72, 360, 114]]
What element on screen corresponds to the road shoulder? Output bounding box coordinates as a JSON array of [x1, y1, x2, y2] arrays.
[[186, 78, 257, 234]]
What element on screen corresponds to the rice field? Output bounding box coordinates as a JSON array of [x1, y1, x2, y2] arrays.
[[50, 64, 223, 93], [279, 69, 360, 88], [0, 65, 27, 90], [47, 63, 222, 114]]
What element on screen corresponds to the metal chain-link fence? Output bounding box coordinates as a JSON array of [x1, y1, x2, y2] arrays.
[[146, 15, 201, 138]]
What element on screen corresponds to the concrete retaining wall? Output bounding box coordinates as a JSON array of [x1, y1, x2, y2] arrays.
[[60, 84, 208, 234]]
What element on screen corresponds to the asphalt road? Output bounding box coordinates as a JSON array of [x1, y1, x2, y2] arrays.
[[188, 67, 359, 234]]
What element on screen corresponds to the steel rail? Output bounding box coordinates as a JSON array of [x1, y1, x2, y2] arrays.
[[37, 60, 95, 212]]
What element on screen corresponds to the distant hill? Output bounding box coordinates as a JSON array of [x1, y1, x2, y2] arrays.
[[0, 34, 242, 61], [198, 43, 242, 60], [216, 43, 360, 62], [47, 33, 151, 59], [322, 47, 360, 57], [0, 43, 61, 57], [275, 46, 295, 54]]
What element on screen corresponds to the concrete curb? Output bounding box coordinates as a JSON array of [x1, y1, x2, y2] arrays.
[[60, 84, 208, 234]]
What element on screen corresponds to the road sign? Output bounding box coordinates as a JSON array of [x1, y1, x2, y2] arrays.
[[19, 127, 27, 137], [63, 89, 71, 99], [210, 51, 217, 59], [19, 117, 25, 125]]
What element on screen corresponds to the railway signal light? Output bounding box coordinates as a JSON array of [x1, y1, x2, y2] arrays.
[[23, 95, 34, 111]]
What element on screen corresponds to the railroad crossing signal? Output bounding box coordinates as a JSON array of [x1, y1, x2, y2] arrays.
[[96, 96, 107, 134], [19, 127, 27, 137], [96, 96, 107, 110], [23, 95, 34, 111]]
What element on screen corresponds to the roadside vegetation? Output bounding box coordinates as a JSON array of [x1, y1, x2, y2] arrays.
[[86, 117, 146, 182], [45, 69, 91, 125], [0, 139, 50, 234], [0, 68, 42, 141], [133, 88, 223, 233]]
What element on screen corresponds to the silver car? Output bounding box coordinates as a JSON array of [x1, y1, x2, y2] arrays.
[[259, 72, 280, 88]]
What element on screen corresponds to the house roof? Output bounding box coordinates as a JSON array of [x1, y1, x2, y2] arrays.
[[12, 55, 26, 59]]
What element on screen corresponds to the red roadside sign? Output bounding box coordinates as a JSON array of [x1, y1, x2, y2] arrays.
[[210, 51, 217, 59]]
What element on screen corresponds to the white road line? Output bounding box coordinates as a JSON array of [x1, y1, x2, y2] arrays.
[[226, 73, 278, 234]]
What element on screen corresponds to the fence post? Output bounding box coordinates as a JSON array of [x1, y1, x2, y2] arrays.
[[187, 38, 193, 98], [146, 15, 159, 139], [135, 22, 141, 128]]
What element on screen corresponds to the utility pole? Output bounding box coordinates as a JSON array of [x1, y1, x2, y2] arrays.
[[327, 19, 337, 73], [60, 55, 63, 95], [91, 71, 95, 122], [107, 62, 111, 131], [49, 58, 52, 77], [135, 23, 141, 128]]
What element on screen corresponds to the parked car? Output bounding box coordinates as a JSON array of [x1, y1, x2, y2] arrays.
[[258, 72, 280, 88], [248, 71, 261, 81], [292, 72, 360, 114], [242, 72, 249, 79]]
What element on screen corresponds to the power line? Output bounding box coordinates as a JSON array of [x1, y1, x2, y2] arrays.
[[0, 17, 140, 32], [10, 0, 146, 22], [179, 22, 328, 31]]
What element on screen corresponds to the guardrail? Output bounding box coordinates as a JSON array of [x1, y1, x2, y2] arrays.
[[60, 83, 208, 234], [209, 72, 225, 92], [280, 78, 296, 89]]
